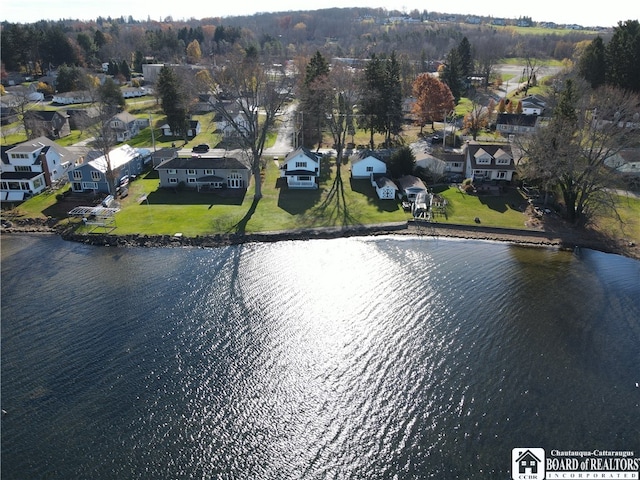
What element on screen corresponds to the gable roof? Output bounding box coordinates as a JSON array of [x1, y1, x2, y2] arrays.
[[283, 146, 320, 163], [351, 149, 386, 164], [516, 450, 541, 463], [466, 142, 513, 159], [85, 144, 140, 173], [156, 155, 249, 171], [24, 110, 68, 122], [496, 113, 538, 127], [5, 136, 77, 164], [111, 111, 137, 123]]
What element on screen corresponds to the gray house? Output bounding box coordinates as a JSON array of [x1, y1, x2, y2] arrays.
[[156, 153, 250, 190]]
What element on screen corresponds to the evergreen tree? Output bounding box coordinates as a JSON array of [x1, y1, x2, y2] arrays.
[[360, 53, 386, 149], [119, 60, 131, 81], [606, 20, 640, 92], [457, 36, 474, 82], [300, 51, 331, 149], [156, 66, 188, 140], [578, 37, 606, 89], [360, 52, 403, 148], [440, 48, 464, 102]]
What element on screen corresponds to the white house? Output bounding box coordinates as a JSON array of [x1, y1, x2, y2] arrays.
[[350, 150, 387, 179], [373, 176, 398, 200], [442, 152, 466, 178], [279, 147, 321, 189], [520, 95, 546, 116], [52, 91, 92, 105], [216, 110, 250, 138], [396, 175, 427, 201], [121, 87, 148, 98], [605, 148, 640, 177], [464, 142, 516, 182], [1, 137, 78, 201]]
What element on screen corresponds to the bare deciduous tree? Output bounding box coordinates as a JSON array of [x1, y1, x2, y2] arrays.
[[203, 47, 293, 199], [520, 81, 640, 225]]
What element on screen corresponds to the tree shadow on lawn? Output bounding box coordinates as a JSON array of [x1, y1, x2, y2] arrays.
[[301, 172, 361, 227], [145, 187, 246, 206], [227, 196, 260, 235], [477, 188, 526, 214], [277, 180, 322, 215], [349, 177, 400, 213]]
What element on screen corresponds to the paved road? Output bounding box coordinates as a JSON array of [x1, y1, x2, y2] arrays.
[[264, 103, 296, 158]]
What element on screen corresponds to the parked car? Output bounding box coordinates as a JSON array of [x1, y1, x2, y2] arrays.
[[192, 144, 209, 153]]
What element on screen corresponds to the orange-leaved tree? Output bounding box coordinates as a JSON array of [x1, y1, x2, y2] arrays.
[[411, 73, 455, 134]]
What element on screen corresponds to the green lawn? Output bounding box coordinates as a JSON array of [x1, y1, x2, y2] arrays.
[[107, 160, 410, 236], [7, 157, 639, 245]]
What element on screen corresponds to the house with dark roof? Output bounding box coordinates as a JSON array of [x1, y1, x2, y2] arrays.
[[520, 95, 546, 115], [156, 152, 250, 190], [496, 113, 538, 135], [464, 142, 516, 182], [24, 110, 71, 139], [279, 147, 321, 189], [442, 152, 466, 180], [160, 119, 201, 138], [1, 137, 79, 201]]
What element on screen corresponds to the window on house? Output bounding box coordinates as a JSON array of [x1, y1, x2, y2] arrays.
[[15, 166, 32, 172], [168, 178, 178, 184], [498, 171, 507, 179], [72, 170, 82, 180], [205, 169, 214, 175], [187, 178, 196, 183], [91, 171, 101, 181], [167, 169, 177, 174], [299, 176, 310, 181], [366, 166, 373, 172], [295, 161, 306, 168], [187, 169, 196, 175]]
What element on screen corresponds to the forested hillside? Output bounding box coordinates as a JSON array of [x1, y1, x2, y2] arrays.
[[1, 7, 610, 80]]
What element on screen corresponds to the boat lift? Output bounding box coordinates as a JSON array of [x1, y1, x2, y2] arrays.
[[67, 205, 120, 232]]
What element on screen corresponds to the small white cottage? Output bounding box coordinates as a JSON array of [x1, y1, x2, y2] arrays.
[[350, 150, 387, 180]]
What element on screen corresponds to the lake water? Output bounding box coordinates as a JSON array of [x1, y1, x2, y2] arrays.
[[1, 233, 639, 479]]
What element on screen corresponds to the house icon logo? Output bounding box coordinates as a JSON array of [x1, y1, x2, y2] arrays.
[[512, 448, 545, 480]]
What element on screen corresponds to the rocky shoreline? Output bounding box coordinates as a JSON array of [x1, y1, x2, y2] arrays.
[[2, 217, 638, 260]]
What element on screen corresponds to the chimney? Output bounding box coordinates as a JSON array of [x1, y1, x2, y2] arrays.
[[39, 151, 52, 187]]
